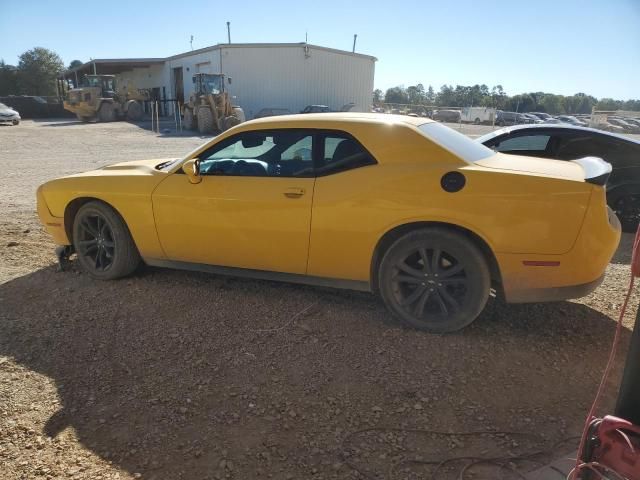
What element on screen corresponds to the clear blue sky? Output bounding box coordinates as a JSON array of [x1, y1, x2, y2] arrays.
[[1, 0, 638, 99]]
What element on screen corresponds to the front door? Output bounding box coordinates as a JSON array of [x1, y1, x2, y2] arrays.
[[152, 129, 315, 274]]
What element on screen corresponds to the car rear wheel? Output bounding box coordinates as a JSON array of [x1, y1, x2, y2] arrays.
[[613, 194, 640, 232], [377, 228, 491, 333], [72, 202, 140, 280]]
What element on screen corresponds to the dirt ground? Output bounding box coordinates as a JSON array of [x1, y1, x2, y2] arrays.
[[0, 119, 638, 480]]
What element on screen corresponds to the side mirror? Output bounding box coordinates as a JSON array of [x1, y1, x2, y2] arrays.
[[182, 159, 202, 184]]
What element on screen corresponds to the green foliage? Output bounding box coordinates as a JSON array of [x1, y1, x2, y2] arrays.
[[17, 47, 64, 96], [374, 83, 638, 113], [68, 60, 83, 70], [0, 60, 19, 95], [384, 86, 409, 104]]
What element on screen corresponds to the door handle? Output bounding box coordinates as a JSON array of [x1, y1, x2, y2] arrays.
[[283, 187, 305, 198]]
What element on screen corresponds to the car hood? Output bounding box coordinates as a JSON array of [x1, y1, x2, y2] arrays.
[[474, 153, 586, 182], [66, 158, 175, 178], [0, 107, 19, 115]]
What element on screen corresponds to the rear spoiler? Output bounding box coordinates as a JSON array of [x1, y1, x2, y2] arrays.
[[571, 156, 612, 186]]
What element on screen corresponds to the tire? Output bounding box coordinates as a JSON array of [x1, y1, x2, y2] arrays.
[[474, 117, 481, 125], [72, 201, 141, 280], [126, 101, 143, 121], [12, 119, 19, 125], [98, 102, 116, 122], [197, 107, 214, 133], [222, 115, 241, 131], [183, 108, 195, 130], [612, 194, 640, 232], [377, 228, 490, 333]]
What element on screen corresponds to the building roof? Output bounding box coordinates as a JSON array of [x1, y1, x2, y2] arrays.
[[62, 58, 165, 77], [167, 43, 377, 62], [61, 42, 376, 77]]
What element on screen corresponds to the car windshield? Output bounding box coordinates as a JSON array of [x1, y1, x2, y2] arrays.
[[418, 122, 494, 163]]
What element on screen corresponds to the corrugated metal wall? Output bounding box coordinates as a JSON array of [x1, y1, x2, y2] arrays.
[[159, 44, 375, 119], [218, 45, 375, 119]]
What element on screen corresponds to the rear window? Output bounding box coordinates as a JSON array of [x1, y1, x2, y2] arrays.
[[418, 122, 494, 163]]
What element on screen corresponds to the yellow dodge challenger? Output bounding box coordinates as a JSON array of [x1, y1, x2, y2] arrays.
[[37, 113, 620, 332]]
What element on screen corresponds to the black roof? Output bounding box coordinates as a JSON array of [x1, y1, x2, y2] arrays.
[[476, 123, 640, 146]]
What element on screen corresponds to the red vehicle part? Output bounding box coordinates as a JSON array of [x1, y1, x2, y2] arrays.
[[575, 225, 640, 479], [583, 416, 640, 479]]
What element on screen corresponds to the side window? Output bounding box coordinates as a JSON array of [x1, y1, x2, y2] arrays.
[[555, 135, 612, 161], [494, 134, 550, 152], [198, 130, 314, 177], [317, 133, 376, 175]]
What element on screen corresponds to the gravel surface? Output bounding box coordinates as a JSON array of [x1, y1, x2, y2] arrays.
[[0, 119, 638, 479]]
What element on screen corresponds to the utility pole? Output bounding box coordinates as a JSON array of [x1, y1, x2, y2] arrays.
[[227, 22, 231, 44], [190, 35, 194, 50], [352, 34, 357, 53]]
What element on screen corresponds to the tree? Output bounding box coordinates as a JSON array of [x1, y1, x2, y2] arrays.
[[0, 60, 18, 95], [406, 84, 425, 105], [436, 84, 455, 106], [384, 86, 409, 104], [17, 47, 64, 96], [425, 85, 435, 104], [372, 89, 383, 104], [68, 59, 83, 70]]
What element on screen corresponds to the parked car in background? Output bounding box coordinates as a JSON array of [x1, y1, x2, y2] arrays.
[[0, 95, 50, 118], [301, 105, 331, 114], [254, 108, 292, 119], [36, 113, 619, 333], [608, 117, 640, 133], [477, 124, 640, 231], [521, 113, 544, 124], [432, 109, 461, 122], [556, 115, 588, 127], [0, 103, 21, 125], [301, 103, 356, 114], [528, 112, 561, 124], [496, 110, 529, 126]]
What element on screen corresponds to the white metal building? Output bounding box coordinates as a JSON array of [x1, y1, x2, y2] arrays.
[[64, 43, 377, 119]]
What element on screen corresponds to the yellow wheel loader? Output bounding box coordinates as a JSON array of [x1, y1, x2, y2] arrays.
[[64, 75, 147, 123], [182, 73, 245, 134]]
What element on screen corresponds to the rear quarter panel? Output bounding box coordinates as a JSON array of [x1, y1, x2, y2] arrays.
[[307, 135, 592, 282]]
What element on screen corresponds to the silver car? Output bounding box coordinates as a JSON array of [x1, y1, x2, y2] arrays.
[[0, 103, 20, 125]]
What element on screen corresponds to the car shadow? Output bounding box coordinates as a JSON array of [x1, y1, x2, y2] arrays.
[[612, 231, 635, 265], [0, 264, 630, 479]]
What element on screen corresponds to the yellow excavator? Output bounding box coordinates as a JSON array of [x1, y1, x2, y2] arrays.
[[64, 75, 147, 123], [182, 73, 245, 133]]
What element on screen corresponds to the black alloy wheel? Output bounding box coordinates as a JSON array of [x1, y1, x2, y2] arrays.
[[378, 228, 490, 332]]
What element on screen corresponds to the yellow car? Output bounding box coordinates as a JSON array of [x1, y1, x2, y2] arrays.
[[37, 113, 620, 332]]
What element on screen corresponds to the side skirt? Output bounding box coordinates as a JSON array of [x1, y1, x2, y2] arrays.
[[144, 258, 372, 292]]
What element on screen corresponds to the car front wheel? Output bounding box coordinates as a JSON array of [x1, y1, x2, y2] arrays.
[[72, 201, 140, 280], [378, 228, 491, 333]]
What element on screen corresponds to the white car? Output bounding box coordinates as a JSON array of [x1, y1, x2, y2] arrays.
[[0, 103, 21, 125]]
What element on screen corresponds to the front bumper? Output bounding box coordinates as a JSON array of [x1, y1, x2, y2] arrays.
[[36, 186, 71, 245]]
